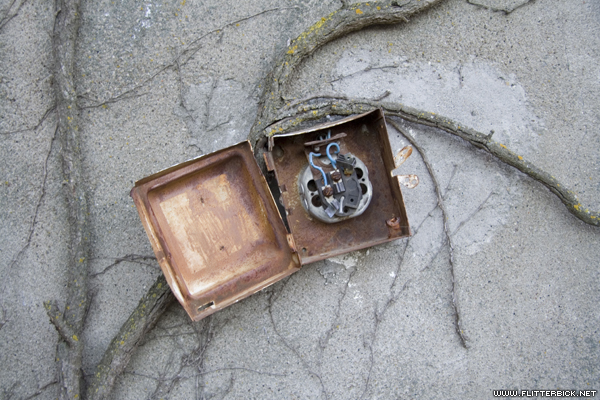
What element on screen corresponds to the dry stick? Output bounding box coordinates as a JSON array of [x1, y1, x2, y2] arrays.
[[266, 97, 599, 227], [248, 0, 446, 147], [43, 0, 89, 399], [86, 277, 175, 400], [388, 119, 469, 348]]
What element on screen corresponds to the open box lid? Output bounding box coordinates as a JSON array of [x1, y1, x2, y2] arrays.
[[131, 141, 300, 321]]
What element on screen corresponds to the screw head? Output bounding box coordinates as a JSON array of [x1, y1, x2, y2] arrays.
[[386, 217, 401, 229]]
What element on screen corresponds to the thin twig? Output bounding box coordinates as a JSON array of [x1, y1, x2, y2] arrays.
[[451, 191, 495, 236], [465, 0, 535, 14], [0, 306, 8, 332], [388, 119, 469, 348], [45, 0, 90, 398], [79, 7, 296, 110], [267, 286, 328, 399], [266, 97, 599, 227], [91, 254, 157, 277], [0, 105, 56, 135], [22, 380, 59, 400], [7, 124, 57, 272]]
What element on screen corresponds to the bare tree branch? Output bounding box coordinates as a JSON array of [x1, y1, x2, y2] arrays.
[[266, 97, 600, 227], [389, 119, 469, 348], [248, 0, 445, 146], [44, 0, 89, 398], [86, 275, 175, 400]]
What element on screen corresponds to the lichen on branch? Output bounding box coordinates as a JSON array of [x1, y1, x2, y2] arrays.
[[86, 275, 175, 400], [44, 0, 91, 398], [249, 0, 445, 146], [264, 97, 600, 227]]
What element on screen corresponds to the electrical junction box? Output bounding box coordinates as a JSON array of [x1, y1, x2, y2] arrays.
[[131, 109, 416, 321]]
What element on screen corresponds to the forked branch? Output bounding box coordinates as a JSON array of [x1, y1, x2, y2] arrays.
[[265, 97, 599, 227]]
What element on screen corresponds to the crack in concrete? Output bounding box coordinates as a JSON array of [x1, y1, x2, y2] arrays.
[[78, 8, 295, 110], [0, 0, 28, 32], [465, 0, 535, 14], [6, 122, 58, 272]]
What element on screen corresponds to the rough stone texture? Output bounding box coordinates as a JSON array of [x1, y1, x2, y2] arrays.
[[0, 0, 598, 399]]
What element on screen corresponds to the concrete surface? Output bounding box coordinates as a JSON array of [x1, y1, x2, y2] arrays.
[[1, 0, 599, 398]]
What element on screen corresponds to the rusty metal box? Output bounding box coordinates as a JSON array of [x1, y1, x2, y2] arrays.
[[131, 109, 411, 321]]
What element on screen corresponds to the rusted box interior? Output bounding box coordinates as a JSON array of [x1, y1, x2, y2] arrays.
[[131, 109, 410, 321], [265, 109, 410, 264]]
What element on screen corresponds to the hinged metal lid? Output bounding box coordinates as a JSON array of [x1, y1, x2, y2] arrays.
[[131, 141, 300, 321]]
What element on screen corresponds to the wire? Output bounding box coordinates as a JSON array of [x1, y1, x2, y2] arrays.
[[309, 152, 328, 186], [326, 142, 340, 168]]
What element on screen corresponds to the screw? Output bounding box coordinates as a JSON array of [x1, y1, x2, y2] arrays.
[[331, 170, 342, 182], [322, 186, 333, 197], [386, 217, 401, 230]]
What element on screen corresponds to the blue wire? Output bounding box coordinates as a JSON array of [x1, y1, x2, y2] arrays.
[[309, 152, 328, 186], [327, 129, 331, 139], [326, 142, 340, 168]]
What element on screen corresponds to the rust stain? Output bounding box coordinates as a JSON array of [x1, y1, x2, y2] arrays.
[[132, 111, 413, 321], [393, 145, 413, 168], [158, 172, 263, 294]]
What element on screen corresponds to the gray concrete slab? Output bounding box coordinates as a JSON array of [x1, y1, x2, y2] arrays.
[[0, 0, 598, 399]]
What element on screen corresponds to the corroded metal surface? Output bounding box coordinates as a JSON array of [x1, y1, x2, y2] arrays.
[[131, 141, 299, 321], [131, 110, 412, 321], [394, 145, 413, 167], [269, 109, 411, 264], [396, 174, 420, 189]]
